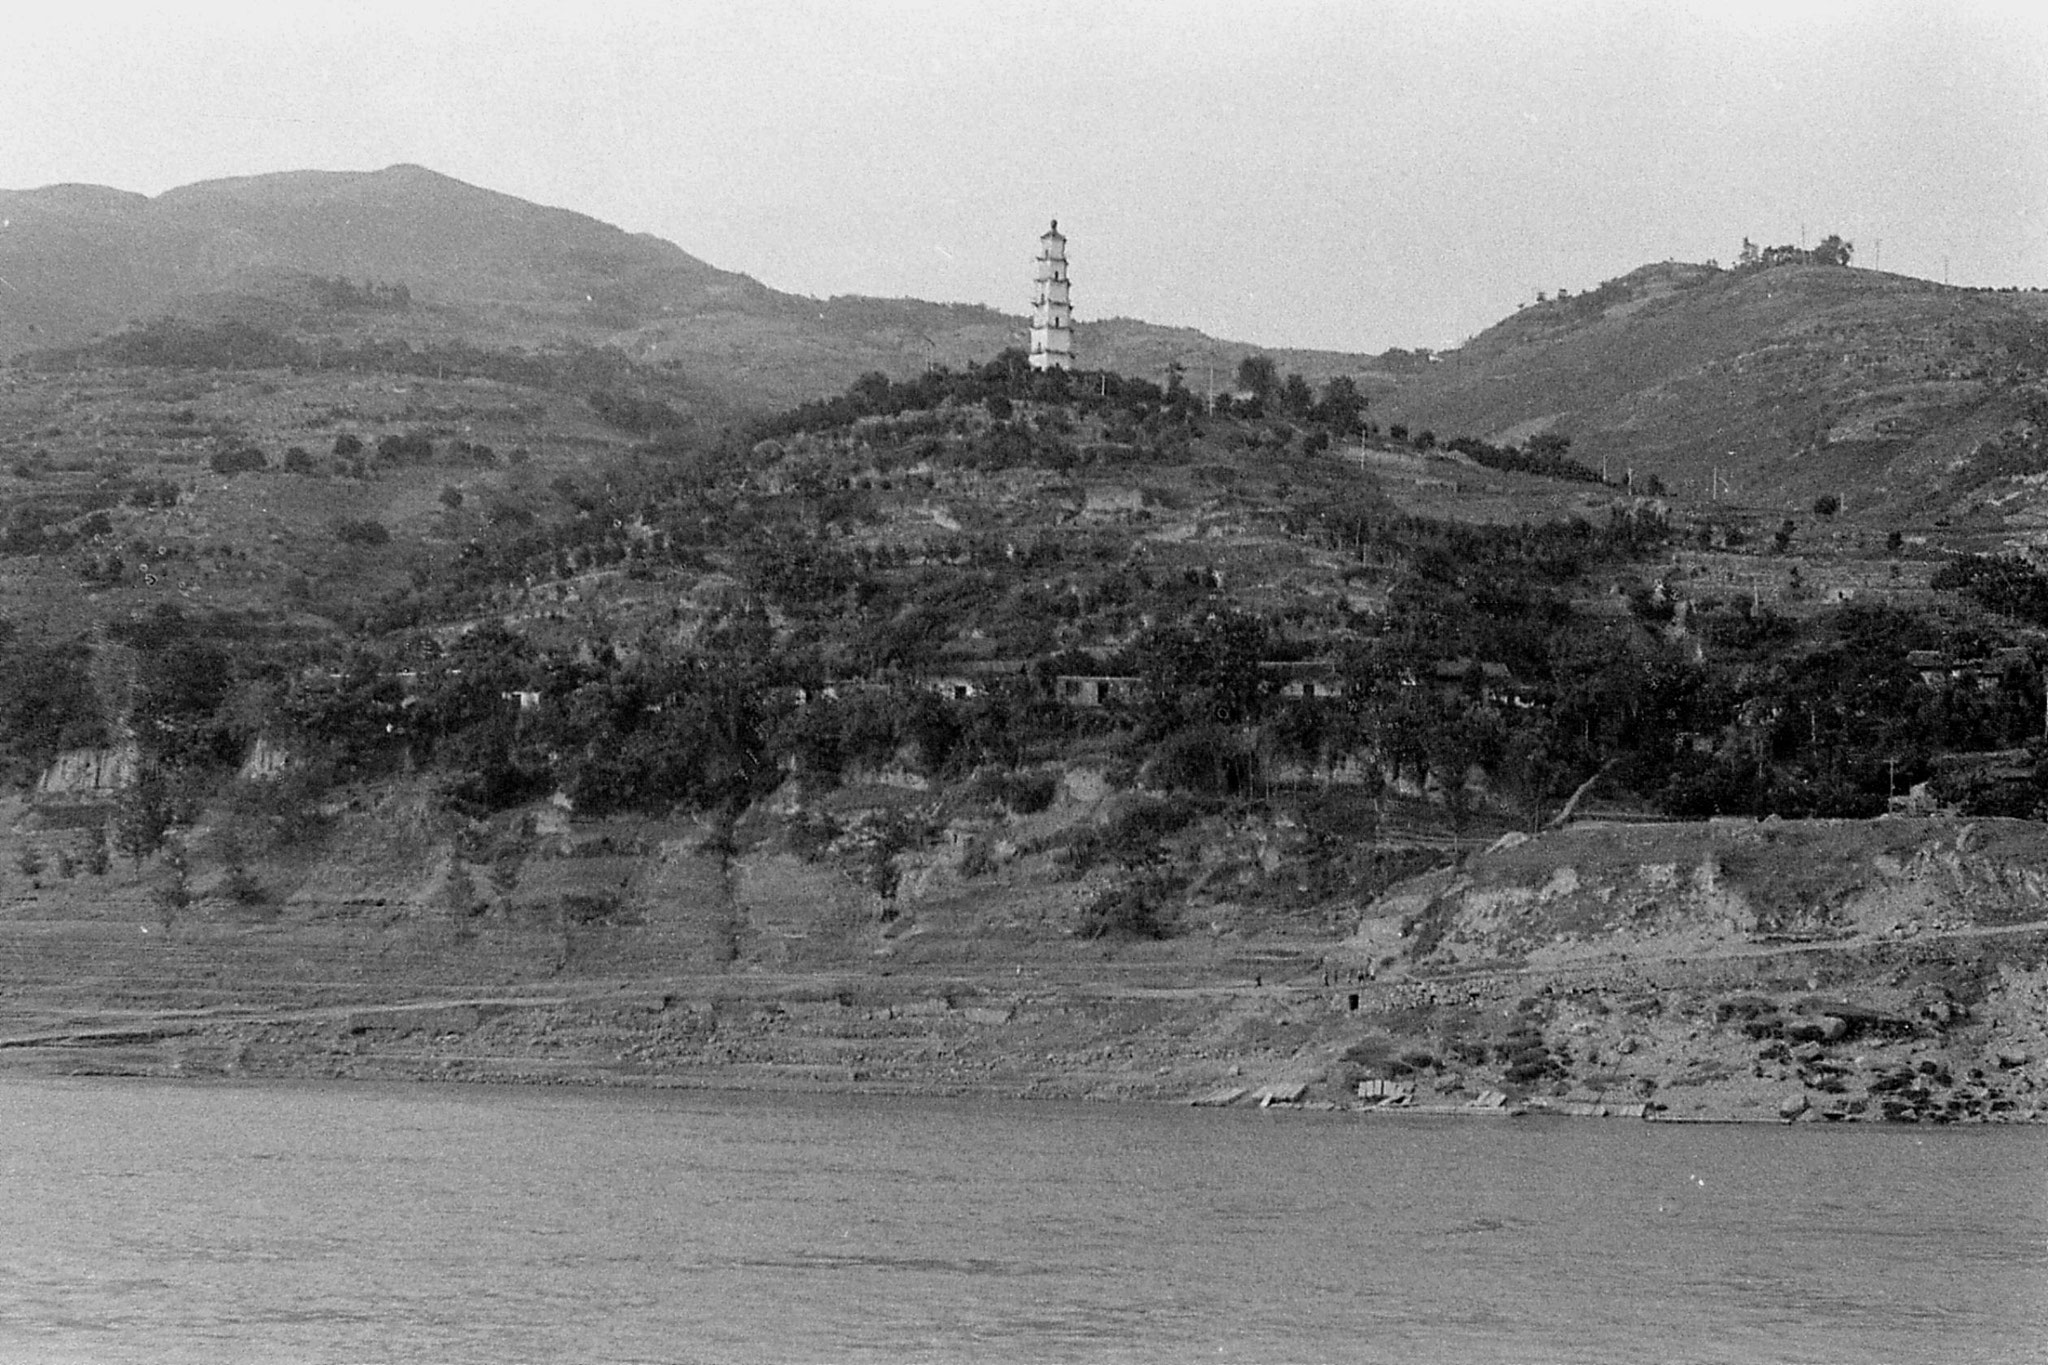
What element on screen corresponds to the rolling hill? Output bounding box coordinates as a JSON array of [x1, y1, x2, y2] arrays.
[[1376, 259, 2048, 525], [0, 165, 1368, 406]]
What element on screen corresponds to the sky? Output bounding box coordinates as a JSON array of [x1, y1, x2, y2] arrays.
[[6, 0, 2047, 354]]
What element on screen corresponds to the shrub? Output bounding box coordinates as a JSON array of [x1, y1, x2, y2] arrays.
[[1061, 794, 1199, 872], [128, 478, 180, 509], [376, 431, 434, 464], [333, 517, 390, 548], [221, 864, 267, 906], [1076, 872, 1177, 939], [209, 445, 267, 475], [959, 837, 996, 879], [1146, 725, 1260, 795], [561, 890, 628, 925], [973, 768, 1058, 814]]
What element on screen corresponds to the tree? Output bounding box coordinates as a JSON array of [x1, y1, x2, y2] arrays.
[[333, 517, 391, 547], [376, 431, 434, 463], [132, 634, 239, 769], [1813, 494, 1840, 516], [1314, 376, 1367, 435], [1235, 354, 1279, 404], [1811, 235, 1854, 268], [0, 639, 106, 782], [209, 444, 267, 475], [1137, 610, 1272, 728], [115, 766, 175, 866], [1277, 372, 1316, 421]]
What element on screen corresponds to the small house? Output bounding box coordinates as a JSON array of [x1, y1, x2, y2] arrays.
[[1055, 674, 1145, 708]]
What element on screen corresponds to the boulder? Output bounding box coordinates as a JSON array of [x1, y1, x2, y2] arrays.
[[1995, 1048, 2031, 1070], [1791, 1042, 1826, 1064], [1779, 1093, 1810, 1121], [1819, 1015, 1849, 1043]]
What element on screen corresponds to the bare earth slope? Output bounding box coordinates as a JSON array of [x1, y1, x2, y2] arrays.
[[4, 788, 2043, 1125]]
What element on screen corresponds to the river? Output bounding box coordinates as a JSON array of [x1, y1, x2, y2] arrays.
[[3, 1077, 2043, 1363]]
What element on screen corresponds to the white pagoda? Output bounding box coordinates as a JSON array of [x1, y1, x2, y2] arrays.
[[1028, 220, 1074, 371]]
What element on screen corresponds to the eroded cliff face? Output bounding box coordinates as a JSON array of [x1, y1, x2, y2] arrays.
[[1332, 816, 2048, 1122], [1370, 817, 2048, 974], [34, 746, 138, 798]]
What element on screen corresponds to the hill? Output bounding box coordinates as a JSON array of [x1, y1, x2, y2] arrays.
[[0, 165, 1370, 406], [1377, 260, 2048, 528], [7, 173, 2048, 1119]]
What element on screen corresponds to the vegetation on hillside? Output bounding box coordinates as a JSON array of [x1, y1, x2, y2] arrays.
[[8, 342, 2048, 880]]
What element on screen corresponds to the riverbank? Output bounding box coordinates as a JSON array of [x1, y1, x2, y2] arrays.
[[4, 937, 2042, 1124], [5, 811, 2047, 1124]]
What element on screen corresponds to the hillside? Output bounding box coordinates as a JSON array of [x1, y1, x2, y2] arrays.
[[5, 353, 2048, 1119], [1377, 260, 2048, 528], [6, 174, 2048, 1119], [0, 165, 1371, 406]]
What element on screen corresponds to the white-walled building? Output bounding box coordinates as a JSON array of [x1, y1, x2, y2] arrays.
[[1029, 220, 1074, 371]]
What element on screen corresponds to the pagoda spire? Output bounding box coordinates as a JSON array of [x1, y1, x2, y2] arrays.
[[1028, 219, 1073, 371]]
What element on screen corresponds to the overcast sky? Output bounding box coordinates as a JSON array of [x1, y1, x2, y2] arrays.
[[7, 1, 2046, 354]]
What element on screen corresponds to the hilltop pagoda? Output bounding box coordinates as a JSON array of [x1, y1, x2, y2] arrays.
[[1028, 220, 1074, 371]]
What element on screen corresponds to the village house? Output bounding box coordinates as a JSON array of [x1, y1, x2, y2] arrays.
[[1055, 674, 1144, 708], [1258, 659, 1347, 701], [923, 659, 1029, 702]]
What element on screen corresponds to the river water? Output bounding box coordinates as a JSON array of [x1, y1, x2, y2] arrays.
[[2, 1077, 2043, 1364]]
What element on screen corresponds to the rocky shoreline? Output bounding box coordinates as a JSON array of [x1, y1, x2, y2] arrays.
[[5, 949, 2042, 1126]]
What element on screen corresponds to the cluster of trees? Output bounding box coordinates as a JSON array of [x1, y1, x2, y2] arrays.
[[1737, 235, 1854, 269], [1930, 555, 2048, 628], [1, 481, 134, 556], [1214, 356, 1368, 434], [1442, 433, 1606, 484], [15, 565, 2048, 845], [209, 443, 268, 476], [0, 623, 106, 786], [589, 389, 688, 436], [754, 351, 1204, 442], [16, 351, 2048, 853], [754, 351, 1369, 444], [306, 277, 412, 311]]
